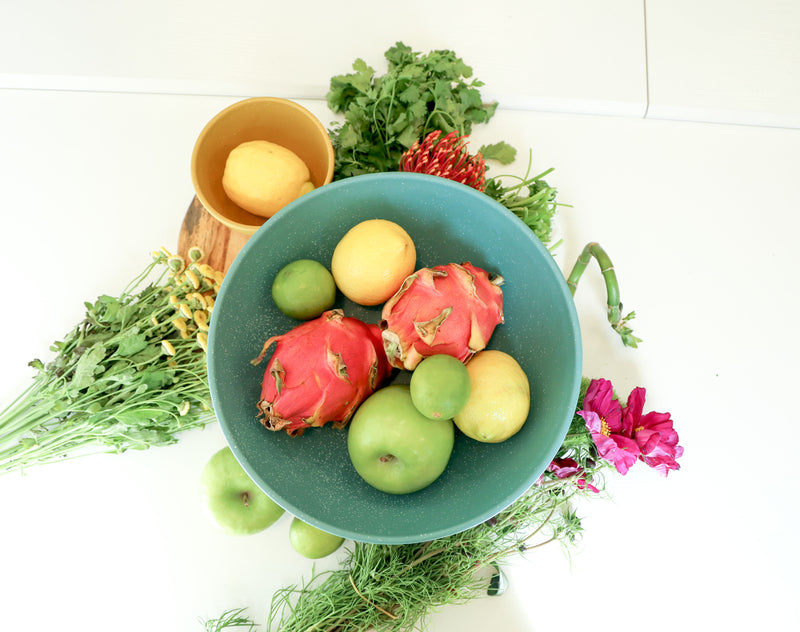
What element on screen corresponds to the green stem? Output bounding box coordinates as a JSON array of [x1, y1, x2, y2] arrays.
[[566, 242, 641, 348], [423, 108, 458, 137]]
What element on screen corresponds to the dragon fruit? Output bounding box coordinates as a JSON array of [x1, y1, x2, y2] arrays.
[[380, 262, 505, 370], [252, 309, 391, 436]]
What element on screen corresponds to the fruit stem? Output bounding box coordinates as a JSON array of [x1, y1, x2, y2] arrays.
[[241, 492, 250, 508], [379, 454, 396, 463]]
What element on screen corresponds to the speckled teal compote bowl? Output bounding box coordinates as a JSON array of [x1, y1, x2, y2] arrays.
[[207, 172, 581, 545]]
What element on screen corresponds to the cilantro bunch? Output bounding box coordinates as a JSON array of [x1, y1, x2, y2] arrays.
[[327, 42, 498, 179]]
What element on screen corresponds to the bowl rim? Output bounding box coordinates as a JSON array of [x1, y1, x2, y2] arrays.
[[190, 96, 336, 235], [208, 171, 583, 544]]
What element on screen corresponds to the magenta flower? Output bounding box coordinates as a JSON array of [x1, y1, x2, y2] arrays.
[[624, 387, 683, 476], [577, 378, 640, 475], [548, 457, 600, 493]]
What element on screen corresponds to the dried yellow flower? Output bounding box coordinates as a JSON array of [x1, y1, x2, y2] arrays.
[[194, 310, 209, 331], [196, 263, 216, 280], [187, 246, 204, 263], [160, 340, 176, 356], [167, 255, 186, 275], [185, 269, 200, 290], [189, 292, 207, 309]]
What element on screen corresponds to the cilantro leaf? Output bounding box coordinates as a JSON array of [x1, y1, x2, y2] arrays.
[[479, 142, 517, 165]]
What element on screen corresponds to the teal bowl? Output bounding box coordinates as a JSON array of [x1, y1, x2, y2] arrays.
[[207, 172, 581, 544]]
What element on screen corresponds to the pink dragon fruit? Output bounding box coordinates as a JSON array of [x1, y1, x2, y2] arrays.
[[252, 309, 391, 436], [380, 262, 505, 370]]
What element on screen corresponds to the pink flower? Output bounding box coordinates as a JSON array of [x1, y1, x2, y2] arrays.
[[624, 387, 683, 476], [575, 378, 683, 478], [548, 457, 600, 493], [577, 379, 640, 475]]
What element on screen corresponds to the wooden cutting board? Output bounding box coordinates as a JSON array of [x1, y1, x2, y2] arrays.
[[177, 196, 251, 273]]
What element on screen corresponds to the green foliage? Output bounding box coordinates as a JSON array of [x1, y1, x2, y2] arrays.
[[0, 251, 219, 474], [558, 377, 601, 469], [612, 311, 642, 348], [483, 158, 563, 246], [202, 608, 256, 632], [327, 42, 498, 179], [478, 141, 517, 164]]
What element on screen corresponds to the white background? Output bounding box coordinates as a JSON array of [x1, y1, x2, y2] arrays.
[[1, 2, 798, 630]]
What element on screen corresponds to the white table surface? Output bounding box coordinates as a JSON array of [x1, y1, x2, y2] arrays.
[[1, 3, 799, 631]]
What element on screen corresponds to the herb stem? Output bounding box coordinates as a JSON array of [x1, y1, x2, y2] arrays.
[[403, 545, 449, 571], [524, 536, 558, 551], [348, 574, 398, 620]]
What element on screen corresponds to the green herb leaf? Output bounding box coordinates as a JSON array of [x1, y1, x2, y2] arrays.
[[115, 331, 148, 357], [138, 368, 173, 391], [479, 141, 517, 165], [69, 343, 107, 391]]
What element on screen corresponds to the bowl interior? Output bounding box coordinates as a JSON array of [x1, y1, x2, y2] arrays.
[[207, 172, 582, 544], [191, 97, 335, 234]]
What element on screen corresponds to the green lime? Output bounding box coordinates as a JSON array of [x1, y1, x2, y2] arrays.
[[271, 259, 336, 320], [409, 354, 472, 420], [289, 517, 345, 559]]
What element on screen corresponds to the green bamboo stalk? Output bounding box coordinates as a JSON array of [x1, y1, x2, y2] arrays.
[[566, 242, 641, 348]]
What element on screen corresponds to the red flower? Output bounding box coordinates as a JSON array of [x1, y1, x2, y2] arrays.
[[547, 457, 600, 493], [624, 387, 683, 476], [399, 130, 486, 191], [577, 378, 640, 475]]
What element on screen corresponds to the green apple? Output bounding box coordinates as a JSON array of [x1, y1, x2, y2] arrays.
[[289, 517, 345, 559], [347, 384, 455, 494], [200, 446, 285, 535]]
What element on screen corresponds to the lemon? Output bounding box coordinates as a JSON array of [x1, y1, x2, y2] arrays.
[[222, 140, 313, 218], [454, 350, 530, 443], [330, 219, 416, 306], [271, 259, 336, 320]]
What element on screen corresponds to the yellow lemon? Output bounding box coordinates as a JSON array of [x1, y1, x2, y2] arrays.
[[330, 219, 416, 306], [222, 140, 313, 218], [454, 350, 530, 443]]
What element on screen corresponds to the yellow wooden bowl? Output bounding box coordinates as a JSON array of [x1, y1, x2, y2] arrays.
[[191, 97, 335, 235]]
